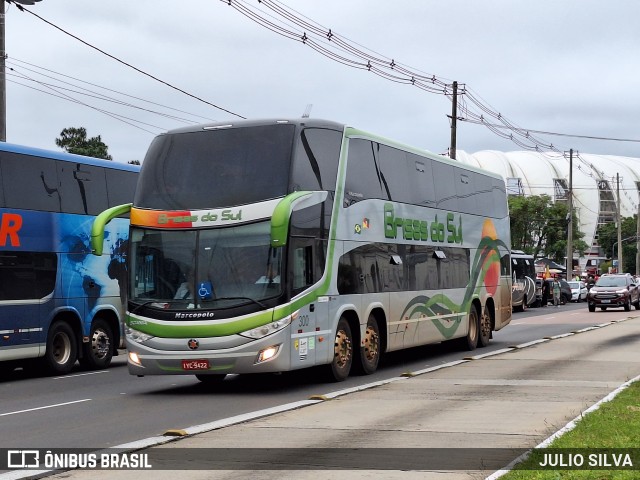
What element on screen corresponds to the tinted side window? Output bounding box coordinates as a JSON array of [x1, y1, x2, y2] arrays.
[[407, 154, 436, 207], [337, 243, 470, 294], [291, 128, 342, 193], [57, 162, 109, 215], [344, 139, 382, 206], [0, 252, 57, 300], [432, 161, 457, 211], [474, 173, 495, 216], [454, 168, 476, 215], [106, 169, 139, 207], [2, 152, 61, 212], [378, 145, 410, 203], [491, 177, 508, 218]]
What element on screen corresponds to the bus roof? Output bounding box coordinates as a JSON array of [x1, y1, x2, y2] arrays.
[[0, 141, 140, 172], [159, 118, 502, 181]]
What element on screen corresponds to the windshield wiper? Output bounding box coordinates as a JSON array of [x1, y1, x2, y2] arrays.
[[129, 299, 170, 315], [207, 296, 268, 309]]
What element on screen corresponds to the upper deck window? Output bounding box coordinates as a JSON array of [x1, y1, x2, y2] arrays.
[[135, 124, 296, 210]]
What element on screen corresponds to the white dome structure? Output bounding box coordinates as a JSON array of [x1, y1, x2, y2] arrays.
[[455, 150, 640, 274]]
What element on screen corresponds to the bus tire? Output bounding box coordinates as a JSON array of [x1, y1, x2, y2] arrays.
[[354, 314, 380, 375], [478, 307, 491, 348], [456, 307, 479, 351], [79, 318, 114, 370], [43, 321, 78, 375], [327, 317, 353, 382]]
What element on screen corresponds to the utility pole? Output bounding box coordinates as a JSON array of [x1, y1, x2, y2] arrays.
[[0, 0, 6, 141], [449, 81, 458, 160], [566, 149, 574, 278], [617, 173, 622, 273]]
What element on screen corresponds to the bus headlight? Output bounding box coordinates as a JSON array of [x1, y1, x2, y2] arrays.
[[240, 314, 294, 339], [125, 325, 154, 344], [128, 351, 142, 366], [256, 345, 280, 364]]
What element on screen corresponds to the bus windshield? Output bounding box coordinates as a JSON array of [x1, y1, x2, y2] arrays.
[[134, 124, 296, 210], [129, 221, 283, 310]]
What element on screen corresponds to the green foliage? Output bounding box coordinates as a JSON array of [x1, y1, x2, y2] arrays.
[[508, 195, 588, 262], [596, 217, 638, 273], [55, 127, 112, 160]]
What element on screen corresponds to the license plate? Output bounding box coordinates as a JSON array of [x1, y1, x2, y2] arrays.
[[601, 299, 611, 304], [182, 359, 209, 370]]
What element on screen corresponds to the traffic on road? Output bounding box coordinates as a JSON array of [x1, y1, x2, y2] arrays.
[[0, 301, 631, 453]]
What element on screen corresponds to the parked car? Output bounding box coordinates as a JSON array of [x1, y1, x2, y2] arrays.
[[587, 274, 640, 312], [568, 281, 588, 302], [542, 278, 572, 305]]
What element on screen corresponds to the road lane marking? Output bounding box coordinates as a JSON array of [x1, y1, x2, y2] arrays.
[[53, 371, 108, 380], [0, 399, 91, 417]]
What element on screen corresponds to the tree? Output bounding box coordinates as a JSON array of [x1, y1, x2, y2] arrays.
[[55, 127, 112, 160], [508, 194, 588, 262]]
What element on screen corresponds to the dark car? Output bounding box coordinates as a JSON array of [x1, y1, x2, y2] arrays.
[[542, 278, 572, 305], [587, 274, 640, 312]]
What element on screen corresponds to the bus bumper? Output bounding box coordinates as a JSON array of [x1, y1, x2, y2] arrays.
[[125, 328, 293, 376]]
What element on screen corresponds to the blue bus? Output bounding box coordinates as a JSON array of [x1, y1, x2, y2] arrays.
[[0, 142, 139, 374]]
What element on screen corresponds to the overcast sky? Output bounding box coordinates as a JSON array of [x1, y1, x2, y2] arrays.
[[6, 0, 640, 163]]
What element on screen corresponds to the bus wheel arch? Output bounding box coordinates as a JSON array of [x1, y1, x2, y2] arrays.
[[42, 316, 79, 375], [327, 311, 358, 382], [79, 313, 118, 370], [479, 298, 494, 348], [354, 308, 386, 375]]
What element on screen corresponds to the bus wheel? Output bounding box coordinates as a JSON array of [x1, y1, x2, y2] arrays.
[[195, 374, 226, 384], [328, 317, 353, 382], [456, 307, 479, 351], [478, 307, 491, 348], [356, 314, 380, 375], [80, 318, 114, 370], [43, 322, 78, 375]]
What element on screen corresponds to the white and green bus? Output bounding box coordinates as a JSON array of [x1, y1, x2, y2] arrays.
[[92, 119, 512, 383]]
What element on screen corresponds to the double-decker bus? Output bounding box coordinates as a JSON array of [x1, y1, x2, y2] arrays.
[[92, 119, 511, 383], [511, 250, 539, 310], [0, 143, 139, 374]]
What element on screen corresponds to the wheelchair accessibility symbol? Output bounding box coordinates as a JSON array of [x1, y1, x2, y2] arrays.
[[198, 281, 213, 300]]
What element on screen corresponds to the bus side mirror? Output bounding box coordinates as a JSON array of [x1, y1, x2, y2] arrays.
[[270, 191, 328, 247], [91, 203, 133, 255]]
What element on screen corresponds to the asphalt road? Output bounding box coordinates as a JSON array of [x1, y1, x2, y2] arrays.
[[1, 300, 627, 450]]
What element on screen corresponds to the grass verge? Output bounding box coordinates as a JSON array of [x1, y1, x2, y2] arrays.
[[499, 380, 640, 479]]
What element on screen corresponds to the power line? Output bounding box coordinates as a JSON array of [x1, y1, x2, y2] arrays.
[[459, 117, 640, 144], [7, 58, 214, 126], [9, 57, 219, 124], [221, 0, 637, 180], [8, 1, 246, 119]]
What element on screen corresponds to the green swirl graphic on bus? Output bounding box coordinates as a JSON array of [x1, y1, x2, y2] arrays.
[[399, 219, 505, 338]]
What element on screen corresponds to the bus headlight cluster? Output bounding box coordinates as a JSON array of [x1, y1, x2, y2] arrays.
[[125, 325, 154, 344], [240, 315, 293, 339]]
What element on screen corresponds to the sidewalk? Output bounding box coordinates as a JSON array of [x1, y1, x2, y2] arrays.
[[27, 317, 640, 479]]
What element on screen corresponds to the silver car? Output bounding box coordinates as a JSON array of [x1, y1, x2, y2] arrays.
[[568, 281, 588, 302]]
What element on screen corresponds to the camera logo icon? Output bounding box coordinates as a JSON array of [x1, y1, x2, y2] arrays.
[[7, 450, 40, 468]]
